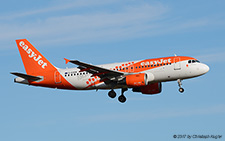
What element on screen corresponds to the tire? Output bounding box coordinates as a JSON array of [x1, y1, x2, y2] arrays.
[[179, 88, 184, 93], [118, 95, 126, 103], [108, 90, 116, 98]]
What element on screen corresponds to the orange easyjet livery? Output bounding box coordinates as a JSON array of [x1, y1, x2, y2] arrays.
[[11, 39, 209, 103]]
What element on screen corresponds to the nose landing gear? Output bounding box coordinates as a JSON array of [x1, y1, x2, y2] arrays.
[[177, 79, 184, 93], [179, 87, 184, 93]]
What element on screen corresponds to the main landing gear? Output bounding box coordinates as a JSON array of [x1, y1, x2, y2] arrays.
[[108, 88, 128, 103], [118, 88, 128, 103], [108, 89, 116, 98], [177, 79, 184, 93]]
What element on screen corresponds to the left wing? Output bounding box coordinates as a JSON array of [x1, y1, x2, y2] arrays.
[[64, 58, 124, 79]]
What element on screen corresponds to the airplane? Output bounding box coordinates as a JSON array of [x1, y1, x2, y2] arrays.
[[11, 39, 209, 103]]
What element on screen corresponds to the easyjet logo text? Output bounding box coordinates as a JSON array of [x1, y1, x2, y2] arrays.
[[19, 41, 47, 69], [141, 58, 171, 66]]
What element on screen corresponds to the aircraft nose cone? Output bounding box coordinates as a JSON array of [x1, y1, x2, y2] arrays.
[[201, 64, 210, 74]]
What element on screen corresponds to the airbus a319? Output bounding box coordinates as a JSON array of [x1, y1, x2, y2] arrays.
[[11, 39, 209, 103]]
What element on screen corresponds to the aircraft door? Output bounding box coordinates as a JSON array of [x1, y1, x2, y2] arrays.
[[54, 71, 62, 84], [174, 57, 181, 70]]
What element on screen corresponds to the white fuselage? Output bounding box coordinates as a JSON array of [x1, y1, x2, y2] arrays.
[[58, 59, 209, 90]]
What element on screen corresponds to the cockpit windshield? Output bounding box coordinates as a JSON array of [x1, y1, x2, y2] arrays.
[[188, 60, 200, 63]]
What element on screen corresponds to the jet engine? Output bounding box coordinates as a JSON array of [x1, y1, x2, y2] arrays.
[[132, 82, 162, 94], [125, 73, 147, 87]]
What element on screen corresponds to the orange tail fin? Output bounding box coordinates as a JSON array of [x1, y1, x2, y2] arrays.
[[15, 39, 56, 75]]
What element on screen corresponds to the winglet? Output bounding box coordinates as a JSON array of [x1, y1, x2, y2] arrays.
[[64, 58, 70, 64]]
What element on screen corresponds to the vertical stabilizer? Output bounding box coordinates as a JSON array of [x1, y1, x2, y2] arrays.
[[15, 39, 56, 75]]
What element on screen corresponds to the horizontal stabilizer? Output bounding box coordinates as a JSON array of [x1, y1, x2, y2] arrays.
[[10, 72, 42, 81]]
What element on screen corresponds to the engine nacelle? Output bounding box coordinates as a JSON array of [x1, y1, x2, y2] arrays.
[[132, 82, 162, 94], [145, 72, 154, 83], [125, 73, 147, 87]]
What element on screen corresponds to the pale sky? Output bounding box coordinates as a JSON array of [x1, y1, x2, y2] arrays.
[[1, 0, 225, 140]]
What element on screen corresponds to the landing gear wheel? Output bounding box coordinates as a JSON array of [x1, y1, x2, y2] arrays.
[[118, 95, 126, 103], [179, 88, 184, 93], [108, 90, 116, 98], [177, 79, 185, 93], [118, 88, 128, 103]]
